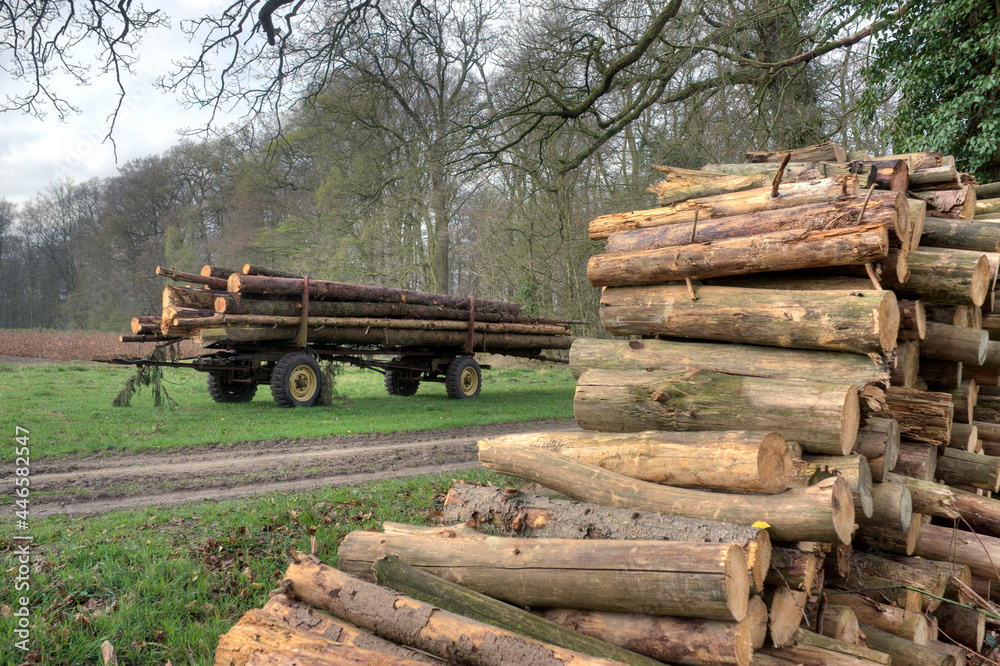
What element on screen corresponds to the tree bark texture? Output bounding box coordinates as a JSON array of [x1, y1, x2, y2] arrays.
[[884, 248, 991, 307], [746, 143, 847, 164], [952, 486, 1000, 537], [936, 449, 1000, 492], [921, 217, 1000, 252], [918, 186, 976, 220], [860, 385, 954, 447]]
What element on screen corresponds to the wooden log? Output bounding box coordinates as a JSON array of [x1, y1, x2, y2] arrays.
[[747, 596, 768, 650], [857, 482, 912, 531], [130, 315, 161, 335], [172, 314, 567, 337], [921, 322, 989, 366], [883, 248, 991, 307], [228, 273, 520, 315], [791, 454, 873, 518], [200, 265, 238, 279], [919, 359, 963, 389], [485, 430, 791, 494], [760, 628, 891, 665], [441, 483, 772, 591], [896, 441, 938, 481], [369, 554, 661, 666], [606, 193, 908, 252], [242, 264, 302, 278], [599, 285, 898, 354], [871, 159, 910, 192], [854, 418, 901, 472], [976, 420, 1000, 441], [763, 587, 807, 648], [766, 546, 821, 592], [875, 151, 946, 171], [587, 224, 889, 287], [845, 552, 951, 612], [909, 198, 928, 248], [477, 440, 856, 544], [963, 364, 999, 387], [976, 181, 1000, 200], [853, 514, 923, 558], [808, 604, 861, 645], [934, 602, 985, 652], [860, 385, 954, 447], [894, 523, 1000, 581], [936, 449, 1000, 492], [156, 265, 228, 290], [918, 186, 976, 220], [978, 197, 1000, 216], [921, 217, 1000, 252], [826, 593, 930, 644], [119, 334, 180, 343], [827, 568, 924, 611], [538, 607, 758, 666], [883, 473, 960, 519], [574, 369, 860, 456], [282, 553, 624, 666], [891, 339, 921, 388], [926, 640, 967, 666], [214, 608, 430, 666], [950, 423, 979, 451], [899, 300, 927, 340], [163, 284, 223, 311], [924, 304, 974, 327], [568, 337, 890, 386], [910, 166, 961, 189], [949, 381, 979, 424], [861, 625, 956, 666], [952, 486, 1000, 537], [701, 161, 828, 181], [649, 175, 762, 207], [336, 530, 750, 621], [747, 142, 846, 163]]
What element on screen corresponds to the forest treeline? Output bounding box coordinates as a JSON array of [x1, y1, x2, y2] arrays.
[[0, 0, 994, 332]]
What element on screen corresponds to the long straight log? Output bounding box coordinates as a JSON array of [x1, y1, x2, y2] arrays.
[[156, 266, 228, 290], [228, 273, 520, 315], [921, 322, 989, 365], [952, 486, 1000, 537], [242, 264, 302, 278], [857, 482, 912, 531], [282, 553, 624, 666], [977, 198, 1000, 216], [875, 151, 947, 171], [760, 628, 891, 665], [921, 217, 1000, 252], [130, 316, 161, 335], [574, 369, 860, 456], [587, 224, 889, 287], [605, 193, 908, 253], [976, 181, 1000, 200], [163, 284, 223, 310], [854, 418, 901, 471], [860, 385, 954, 446], [589, 178, 858, 239], [172, 314, 567, 337], [442, 483, 772, 592], [883, 473, 960, 519], [884, 248, 991, 307], [935, 602, 985, 653], [747, 142, 847, 163], [484, 430, 791, 494], [477, 440, 856, 544], [337, 530, 750, 621], [910, 166, 961, 189], [826, 593, 930, 644], [878, 523, 1000, 581], [860, 625, 956, 666], [649, 175, 762, 207], [568, 337, 890, 386], [844, 552, 950, 612], [936, 449, 1000, 492], [599, 285, 898, 354]]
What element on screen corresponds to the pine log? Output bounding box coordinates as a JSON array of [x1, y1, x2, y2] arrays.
[[860, 385, 954, 446], [760, 628, 891, 665], [763, 587, 808, 648], [883, 248, 991, 307], [909, 198, 928, 248], [918, 186, 976, 220], [706, 275, 876, 291], [950, 381, 979, 424], [538, 608, 758, 666], [214, 608, 430, 666], [649, 175, 762, 207], [200, 265, 238, 279], [765, 546, 821, 592], [854, 418, 901, 471], [827, 567, 924, 611], [846, 552, 952, 612], [484, 430, 791, 494], [605, 193, 908, 253], [228, 273, 520, 315], [950, 423, 979, 451], [336, 530, 750, 621], [808, 604, 861, 645], [899, 300, 928, 340], [282, 553, 624, 666], [568, 337, 890, 386], [876, 151, 946, 171], [442, 484, 771, 591], [921, 217, 1000, 252], [883, 473, 960, 519], [884, 523, 1000, 581], [599, 285, 898, 353], [589, 178, 859, 239], [164, 284, 223, 310], [242, 264, 302, 278], [936, 449, 1000, 492], [892, 339, 921, 388], [952, 486, 1000, 537], [935, 602, 985, 652], [477, 440, 856, 544], [790, 454, 873, 518], [924, 304, 975, 327], [926, 641, 967, 666], [857, 482, 912, 531], [826, 593, 930, 644], [854, 514, 923, 558], [978, 198, 1000, 216], [259, 595, 441, 663], [156, 266, 228, 290], [747, 142, 847, 163], [369, 554, 661, 666], [574, 369, 860, 456], [964, 364, 999, 387], [172, 314, 567, 337], [860, 625, 956, 666], [130, 315, 161, 335], [920, 359, 963, 390], [587, 224, 889, 287], [895, 441, 938, 481], [910, 166, 961, 189], [921, 323, 989, 366]]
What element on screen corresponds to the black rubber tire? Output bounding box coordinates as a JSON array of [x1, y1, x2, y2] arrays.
[[270, 352, 323, 407], [206, 373, 257, 403], [445, 357, 481, 400], [384, 369, 420, 397]]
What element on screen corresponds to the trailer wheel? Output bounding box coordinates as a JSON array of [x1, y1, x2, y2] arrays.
[[270, 352, 323, 407], [445, 357, 481, 399], [384, 361, 420, 397], [207, 372, 257, 403]]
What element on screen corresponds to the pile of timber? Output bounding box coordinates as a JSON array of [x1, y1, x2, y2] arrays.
[[217, 143, 1000, 666], [122, 264, 575, 356]]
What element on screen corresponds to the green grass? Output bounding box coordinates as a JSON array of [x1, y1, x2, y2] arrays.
[[0, 467, 520, 666], [0, 361, 575, 461]]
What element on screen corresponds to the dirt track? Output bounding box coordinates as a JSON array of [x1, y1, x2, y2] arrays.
[[18, 418, 578, 518]]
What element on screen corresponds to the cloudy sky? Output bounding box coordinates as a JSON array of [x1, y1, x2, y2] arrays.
[[0, 2, 247, 208]]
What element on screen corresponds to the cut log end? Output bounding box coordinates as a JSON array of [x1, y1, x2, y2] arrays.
[[972, 254, 992, 307], [830, 476, 857, 546], [724, 543, 751, 622], [841, 385, 862, 456], [759, 432, 794, 495], [878, 291, 901, 352]]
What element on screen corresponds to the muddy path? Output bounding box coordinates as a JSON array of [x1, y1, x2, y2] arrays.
[[15, 418, 578, 518]]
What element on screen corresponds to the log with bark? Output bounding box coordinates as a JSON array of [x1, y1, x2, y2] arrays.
[[587, 224, 889, 288], [916, 186, 976, 220], [759, 628, 891, 665], [919, 359, 963, 390], [860, 385, 954, 447], [934, 601, 985, 652], [895, 441, 938, 481], [861, 625, 957, 666], [789, 454, 873, 518], [599, 285, 898, 354], [854, 418, 901, 472], [156, 265, 228, 290], [853, 514, 923, 558], [807, 604, 861, 645], [891, 339, 921, 388], [825, 593, 930, 644], [648, 175, 763, 207], [476, 440, 856, 544], [163, 284, 224, 310], [949, 381, 979, 424], [765, 546, 822, 592], [882, 473, 960, 519], [898, 300, 927, 340], [921, 217, 1000, 252], [882, 248, 991, 307], [746, 142, 847, 164], [921, 322, 989, 365], [936, 449, 1000, 492], [856, 481, 912, 531], [876, 522, 1000, 581], [574, 369, 860, 456], [924, 304, 976, 327], [875, 151, 948, 172], [843, 552, 953, 612], [951, 486, 1000, 537], [909, 165, 961, 189]]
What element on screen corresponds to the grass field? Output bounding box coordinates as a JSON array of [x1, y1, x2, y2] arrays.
[[0, 360, 576, 461], [0, 467, 520, 665]]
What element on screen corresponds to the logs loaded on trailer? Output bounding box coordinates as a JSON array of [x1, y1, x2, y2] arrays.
[[216, 142, 1000, 665], [112, 264, 576, 407]]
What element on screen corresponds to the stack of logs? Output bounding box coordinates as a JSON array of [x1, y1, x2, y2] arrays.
[[215, 142, 1000, 666], [123, 264, 575, 356]]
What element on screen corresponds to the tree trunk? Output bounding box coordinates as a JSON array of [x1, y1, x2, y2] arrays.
[[480, 430, 792, 494], [860, 385, 954, 447], [478, 439, 855, 544], [282, 554, 624, 666], [859, 625, 956, 666], [882, 473, 960, 519], [976, 181, 1000, 200], [574, 369, 860, 456], [977, 197, 1000, 216], [440, 483, 771, 592], [909, 166, 961, 189], [368, 554, 661, 666], [588, 178, 858, 239], [648, 175, 762, 207], [568, 338, 889, 387], [605, 193, 907, 253], [921, 322, 989, 365], [242, 264, 302, 278], [826, 593, 930, 644], [921, 217, 1000, 252], [854, 418, 901, 471], [587, 225, 889, 287], [856, 482, 912, 531], [952, 486, 1000, 537], [898, 300, 927, 340], [156, 265, 228, 290], [599, 285, 898, 354], [746, 142, 847, 163], [336, 531, 750, 622], [791, 454, 873, 518], [936, 449, 1000, 492], [884, 248, 991, 307]]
